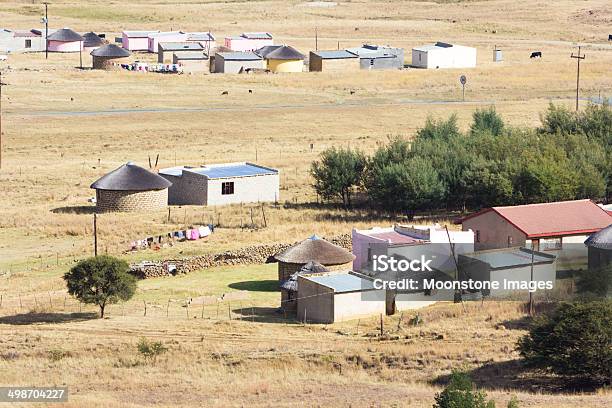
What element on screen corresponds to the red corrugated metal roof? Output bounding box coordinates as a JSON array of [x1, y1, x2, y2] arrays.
[[368, 231, 423, 244], [461, 199, 612, 238]]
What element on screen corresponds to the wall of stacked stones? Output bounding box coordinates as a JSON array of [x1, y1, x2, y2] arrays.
[[131, 234, 352, 279], [96, 189, 168, 213]]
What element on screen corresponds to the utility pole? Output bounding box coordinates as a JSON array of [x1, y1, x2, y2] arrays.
[[570, 45, 585, 111], [93, 213, 98, 256], [529, 242, 535, 316], [0, 70, 3, 169], [315, 27, 318, 51], [43, 2, 49, 60]]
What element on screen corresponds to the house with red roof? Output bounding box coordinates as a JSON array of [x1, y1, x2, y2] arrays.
[[460, 199, 612, 251]]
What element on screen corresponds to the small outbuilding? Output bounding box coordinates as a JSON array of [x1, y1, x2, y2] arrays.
[[47, 28, 84, 52], [346, 44, 404, 70], [585, 224, 612, 272], [213, 51, 264, 73], [122, 30, 159, 51], [173, 51, 209, 73], [91, 44, 131, 70], [158, 41, 205, 63], [411, 42, 477, 69], [90, 162, 171, 213], [280, 261, 328, 313], [0, 28, 45, 53], [263, 45, 304, 72], [147, 31, 188, 53], [82, 31, 105, 52], [297, 271, 385, 323], [274, 235, 355, 282], [309, 50, 360, 72], [158, 162, 279, 206], [224, 32, 273, 51]]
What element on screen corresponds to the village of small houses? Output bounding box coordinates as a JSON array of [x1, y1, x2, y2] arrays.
[[0, 0, 611, 407]]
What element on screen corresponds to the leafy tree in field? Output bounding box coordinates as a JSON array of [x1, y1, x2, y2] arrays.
[[517, 300, 612, 386], [310, 147, 366, 207], [514, 154, 578, 204], [64, 255, 137, 318], [471, 106, 505, 136], [538, 103, 578, 135], [434, 370, 496, 408], [416, 114, 461, 141]]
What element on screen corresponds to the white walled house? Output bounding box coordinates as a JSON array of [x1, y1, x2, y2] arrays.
[[159, 162, 279, 206], [411, 42, 476, 69]]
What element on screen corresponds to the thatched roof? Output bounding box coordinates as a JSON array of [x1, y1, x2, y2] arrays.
[[91, 163, 171, 191], [585, 224, 612, 250], [254, 45, 281, 58], [274, 235, 355, 265], [91, 44, 130, 58], [47, 28, 84, 42], [280, 261, 329, 291], [83, 32, 105, 48], [264, 45, 304, 60]]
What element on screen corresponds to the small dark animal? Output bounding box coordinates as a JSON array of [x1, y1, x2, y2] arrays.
[[248, 89, 253, 94], [608, 34, 612, 41], [70, 97, 74, 101], [530, 51, 542, 58], [350, 90, 355, 95], [221, 91, 228, 95]]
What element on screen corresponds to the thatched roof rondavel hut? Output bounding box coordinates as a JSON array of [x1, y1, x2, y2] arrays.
[[47, 28, 84, 52], [274, 234, 355, 282], [91, 44, 131, 70], [82, 31, 105, 51], [90, 162, 171, 213], [585, 223, 612, 271]]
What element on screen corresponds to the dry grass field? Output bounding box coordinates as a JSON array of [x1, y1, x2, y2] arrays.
[[0, 0, 611, 406]]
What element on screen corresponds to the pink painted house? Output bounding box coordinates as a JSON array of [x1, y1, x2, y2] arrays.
[[47, 28, 83, 52], [147, 31, 188, 52], [122, 30, 159, 51], [224, 32, 273, 51]]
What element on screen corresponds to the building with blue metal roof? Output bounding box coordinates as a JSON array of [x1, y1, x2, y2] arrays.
[[159, 162, 279, 206]]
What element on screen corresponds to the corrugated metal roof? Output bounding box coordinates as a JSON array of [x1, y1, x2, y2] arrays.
[[345, 44, 401, 58], [216, 51, 261, 61], [123, 30, 159, 37], [174, 51, 208, 60], [304, 273, 375, 293], [159, 162, 277, 179], [159, 42, 204, 51], [241, 32, 272, 40], [311, 50, 358, 59], [462, 248, 555, 269], [187, 32, 215, 41], [368, 231, 423, 245]]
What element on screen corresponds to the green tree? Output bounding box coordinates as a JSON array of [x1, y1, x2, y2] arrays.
[[310, 147, 366, 207], [416, 115, 461, 141], [434, 370, 496, 408], [470, 106, 505, 136], [517, 300, 612, 385], [538, 103, 578, 135], [137, 337, 168, 364], [64, 255, 137, 318]]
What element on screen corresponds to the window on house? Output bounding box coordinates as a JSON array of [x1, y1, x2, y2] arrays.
[[221, 182, 234, 195], [475, 230, 480, 243], [25, 39, 32, 48], [369, 59, 374, 65], [541, 238, 562, 250], [507, 236, 513, 247], [418, 53, 421, 61]]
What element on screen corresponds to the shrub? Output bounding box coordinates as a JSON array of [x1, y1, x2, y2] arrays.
[[434, 370, 496, 408], [576, 265, 612, 297], [517, 300, 612, 385], [310, 147, 366, 207], [137, 337, 168, 364], [64, 255, 137, 318], [471, 106, 505, 136]]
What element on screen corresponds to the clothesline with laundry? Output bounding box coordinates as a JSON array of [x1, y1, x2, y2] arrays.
[[129, 224, 214, 252]]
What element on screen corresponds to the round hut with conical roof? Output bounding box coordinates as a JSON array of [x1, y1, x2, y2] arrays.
[[263, 45, 304, 72], [91, 44, 131, 70], [585, 224, 612, 271], [280, 261, 329, 313], [82, 31, 105, 52], [275, 235, 355, 283], [91, 163, 171, 213], [47, 28, 84, 52]]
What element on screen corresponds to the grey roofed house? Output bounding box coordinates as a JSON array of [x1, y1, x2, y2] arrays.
[[47, 28, 84, 42], [310, 50, 358, 59], [264, 45, 304, 60], [91, 163, 171, 191], [159, 42, 205, 51], [216, 51, 262, 61], [0, 28, 46, 53], [123, 30, 159, 38], [174, 51, 208, 60], [275, 235, 355, 265], [585, 224, 612, 250], [242, 32, 273, 40], [83, 32, 105, 48], [345, 44, 404, 70], [90, 44, 131, 57]]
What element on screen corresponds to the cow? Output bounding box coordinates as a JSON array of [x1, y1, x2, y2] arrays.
[[530, 51, 542, 58], [609, 34, 612, 41]]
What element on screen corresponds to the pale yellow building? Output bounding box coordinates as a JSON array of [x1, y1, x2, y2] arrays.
[[258, 45, 304, 73]]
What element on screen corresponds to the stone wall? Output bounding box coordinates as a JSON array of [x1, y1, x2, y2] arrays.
[[96, 189, 168, 213], [130, 233, 352, 279]]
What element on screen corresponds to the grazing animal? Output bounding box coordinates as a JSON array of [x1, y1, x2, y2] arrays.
[[608, 34, 612, 41], [530, 51, 542, 58], [350, 90, 355, 95], [221, 90, 228, 95], [248, 89, 253, 94]]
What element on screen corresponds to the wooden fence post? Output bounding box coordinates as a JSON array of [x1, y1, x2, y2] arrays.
[[143, 300, 147, 317]]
